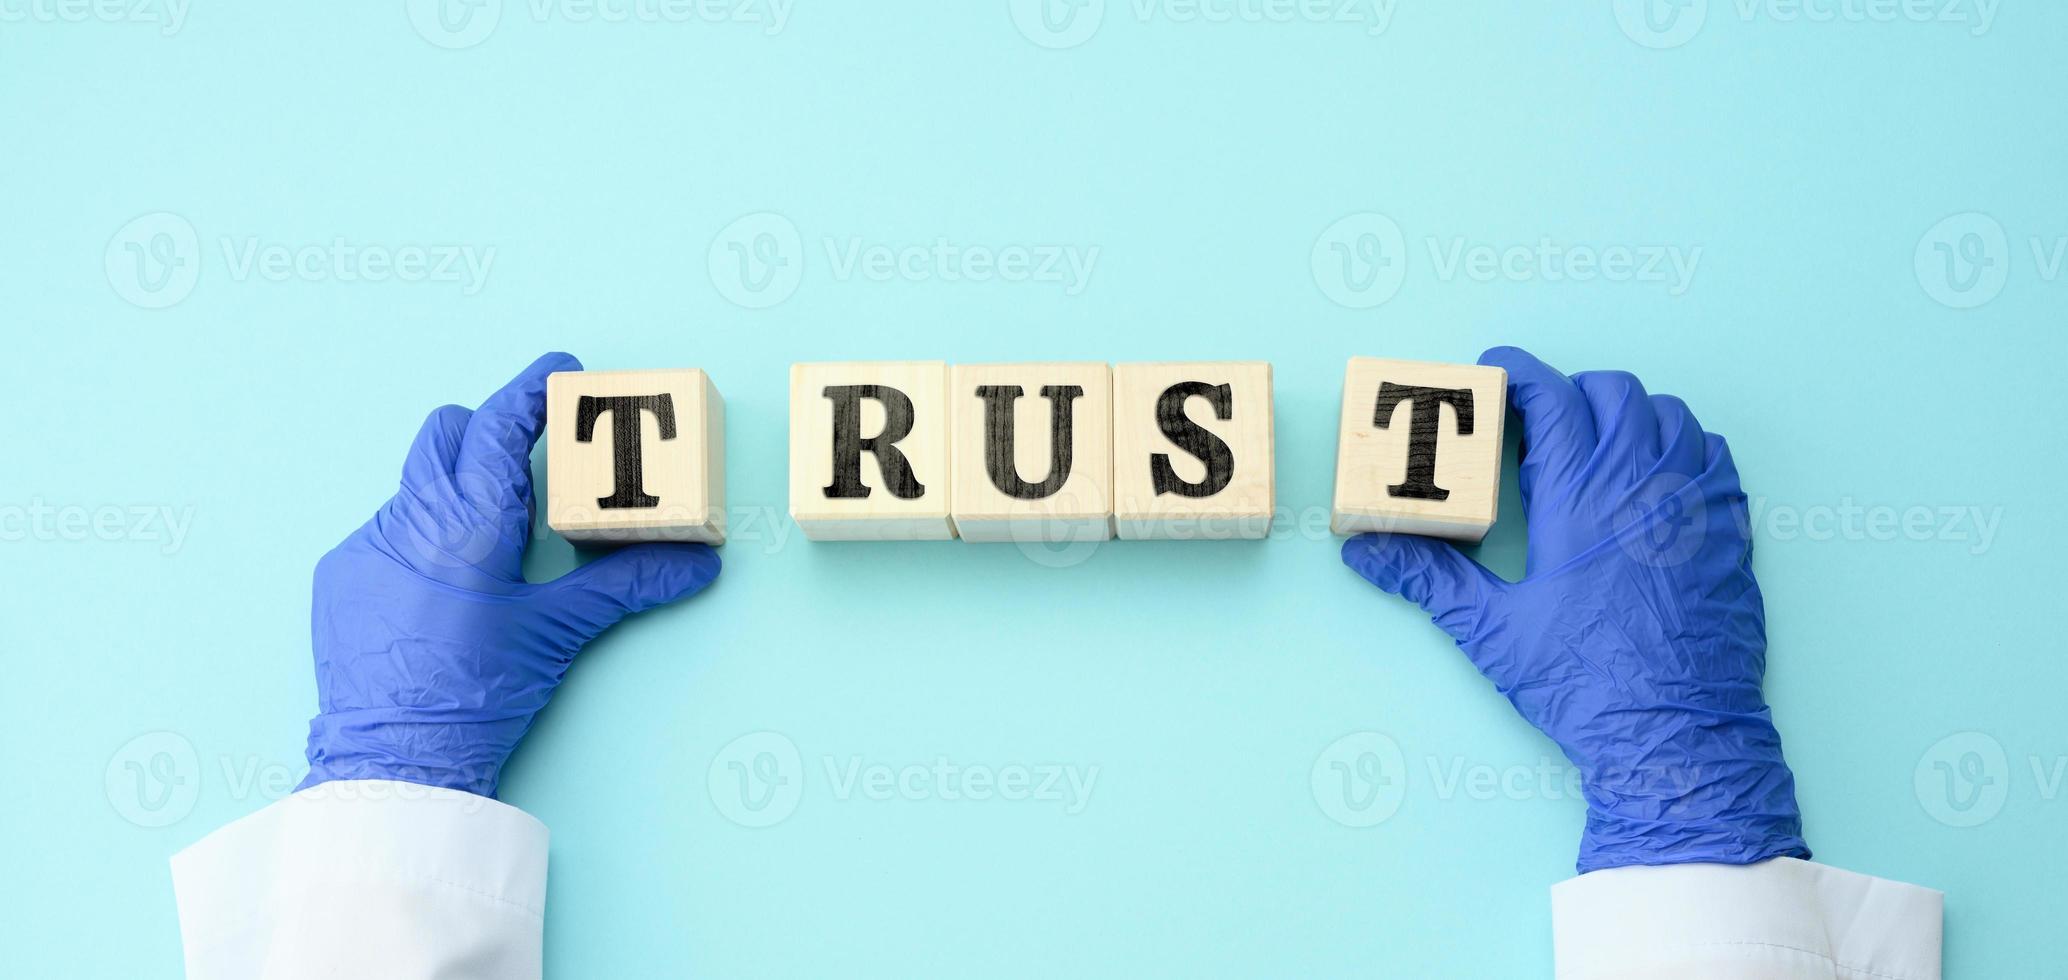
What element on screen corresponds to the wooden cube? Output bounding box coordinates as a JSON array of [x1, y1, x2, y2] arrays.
[[546, 368, 725, 545], [1111, 362, 1274, 540], [789, 361, 955, 540], [1331, 356, 1506, 542], [949, 362, 1113, 543]]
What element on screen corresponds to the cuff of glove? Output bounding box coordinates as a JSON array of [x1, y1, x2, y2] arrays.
[[300, 761, 502, 799], [1573, 748, 1808, 873], [301, 710, 515, 798], [1577, 807, 1809, 874]]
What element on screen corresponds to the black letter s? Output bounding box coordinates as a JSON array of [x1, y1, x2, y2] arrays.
[[1150, 381, 1235, 498]]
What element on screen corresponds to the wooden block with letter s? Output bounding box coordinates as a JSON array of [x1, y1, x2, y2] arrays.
[[789, 361, 956, 541], [1330, 356, 1506, 542], [949, 362, 1113, 543], [546, 368, 726, 545], [1111, 361, 1275, 540]]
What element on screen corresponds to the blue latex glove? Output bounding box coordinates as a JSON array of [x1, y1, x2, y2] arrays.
[[1342, 346, 1808, 873], [299, 352, 721, 799]]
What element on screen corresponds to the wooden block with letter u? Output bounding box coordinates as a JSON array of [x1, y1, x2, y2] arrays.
[[1111, 361, 1275, 540], [546, 368, 726, 545], [1330, 356, 1506, 542], [789, 361, 956, 540], [949, 362, 1113, 543]]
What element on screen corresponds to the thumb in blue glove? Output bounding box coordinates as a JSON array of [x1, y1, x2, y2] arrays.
[[299, 352, 721, 798], [1343, 346, 1807, 874]]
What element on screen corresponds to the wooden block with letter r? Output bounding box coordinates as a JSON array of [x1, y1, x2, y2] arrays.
[[789, 361, 955, 541], [1111, 361, 1275, 540], [1331, 356, 1506, 542], [546, 368, 725, 545], [949, 362, 1113, 543]]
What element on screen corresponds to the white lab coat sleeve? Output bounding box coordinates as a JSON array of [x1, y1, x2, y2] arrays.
[[1551, 856, 1942, 980], [169, 779, 548, 980]]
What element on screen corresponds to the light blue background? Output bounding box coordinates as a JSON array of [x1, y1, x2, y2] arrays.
[[4, 2, 2062, 976]]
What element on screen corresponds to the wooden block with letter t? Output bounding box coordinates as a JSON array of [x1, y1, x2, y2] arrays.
[[1111, 361, 1275, 540], [949, 362, 1113, 543], [789, 361, 955, 541], [1331, 356, 1506, 542], [545, 368, 725, 545]]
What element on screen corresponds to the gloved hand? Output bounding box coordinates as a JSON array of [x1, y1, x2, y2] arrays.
[[1342, 346, 1808, 873], [298, 352, 721, 799]]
